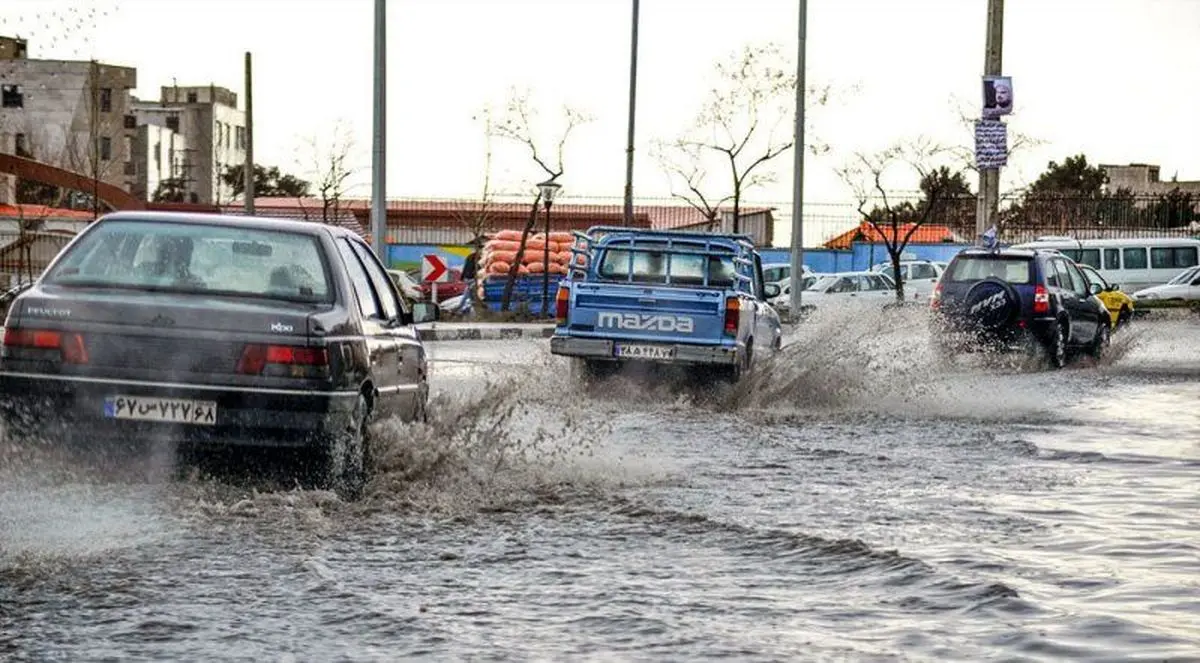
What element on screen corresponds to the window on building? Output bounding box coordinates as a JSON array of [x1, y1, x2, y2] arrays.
[[189, 192, 199, 203], [1, 84, 22, 108], [225, 124, 231, 148], [99, 87, 113, 113], [123, 161, 136, 176], [236, 126, 246, 150], [99, 136, 112, 161], [154, 142, 161, 167], [14, 133, 28, 157], [186, 91, 198, 103], [166, 115, 180, 132], [124, 114, 137, 129], [215, 121, 223, 147]]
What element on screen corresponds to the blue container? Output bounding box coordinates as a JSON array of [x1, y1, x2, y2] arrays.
[[480, 275, 565, 315]]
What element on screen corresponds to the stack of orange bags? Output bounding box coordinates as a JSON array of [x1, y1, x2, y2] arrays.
[[478, 230, 580, 279]]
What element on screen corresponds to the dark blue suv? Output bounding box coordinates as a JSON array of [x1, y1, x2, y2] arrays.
[[930, 247, 1110, 367]]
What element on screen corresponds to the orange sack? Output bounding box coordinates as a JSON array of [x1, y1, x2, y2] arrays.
[[526, 262, 546, 274], [487, 261, 512, 275], [548, 232, 575, 244], [486, 240, 521, 253], [548, 262, 568, 275], [493, 230, 523, 242], [489, 250, 519, 265]]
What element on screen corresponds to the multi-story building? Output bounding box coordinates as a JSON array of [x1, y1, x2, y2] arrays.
[[1102, 163, 1200, 197], [0, 35, 138, 206], [131, 122, 191, 202], [132, 85, 246, 204]]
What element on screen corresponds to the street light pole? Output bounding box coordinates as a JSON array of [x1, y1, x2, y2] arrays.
[[537, 179, 562, 316], [976, 0, 1004, 238], [370, 0, 387, 261], [622, 0, 640, 227], [788, 0, 808, 320]]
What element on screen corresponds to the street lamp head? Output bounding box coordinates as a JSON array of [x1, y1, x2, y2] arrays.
[[537, 179, 562, 209]]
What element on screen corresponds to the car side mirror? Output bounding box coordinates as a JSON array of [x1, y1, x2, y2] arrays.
[[763, 283, 781, 299], [411, 302, 439, 324], [1108, 284, 1120, 292], [1088, 283, 1103, 296]]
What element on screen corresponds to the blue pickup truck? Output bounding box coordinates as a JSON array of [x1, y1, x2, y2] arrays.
[[549, 226, 783, 382]]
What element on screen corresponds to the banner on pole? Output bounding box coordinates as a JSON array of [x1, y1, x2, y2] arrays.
[[974, 119, 1008, 170]]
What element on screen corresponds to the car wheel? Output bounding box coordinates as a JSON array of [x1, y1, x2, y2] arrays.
[[314, 392, 369, 501], [1044, 322, 1067, 369], [1089, 318, 1110, 359]]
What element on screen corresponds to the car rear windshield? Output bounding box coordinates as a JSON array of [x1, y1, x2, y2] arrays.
[[598, 242, 737, 287], [44, 219, 333, 303], [946, 256, 1033, 285]]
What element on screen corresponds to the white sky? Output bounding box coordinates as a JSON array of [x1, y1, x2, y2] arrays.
[[3, 0, 1200, 212]]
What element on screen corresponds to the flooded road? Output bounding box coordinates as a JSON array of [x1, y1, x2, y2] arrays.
[[2, 312, 1199, 661]]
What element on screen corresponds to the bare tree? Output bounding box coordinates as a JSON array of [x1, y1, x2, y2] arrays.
[[836, 138, 957, 302], [301, 120, 357, 224], [490, 88, 592, 312], [657, 42, 833, 234], [651, 138, 730, 230], [57, 60, 124, 218], [455, 106, 499, 241]]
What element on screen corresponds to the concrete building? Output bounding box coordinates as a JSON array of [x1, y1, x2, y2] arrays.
[[1102, 163, 1200, 197], [132, 85, 245, 204], [131, 123, 191, 202], [0, 35, 138, 206]]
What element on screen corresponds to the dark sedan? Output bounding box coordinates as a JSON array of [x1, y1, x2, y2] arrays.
[[0, 211, 437, 499]]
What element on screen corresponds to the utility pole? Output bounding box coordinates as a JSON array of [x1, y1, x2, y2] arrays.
[[787, 0, 807, 319], [371, 0, 387, 260], [976, 0, 1004, 238], [622, 0, 640, 227], [243, 51, 255, 215]]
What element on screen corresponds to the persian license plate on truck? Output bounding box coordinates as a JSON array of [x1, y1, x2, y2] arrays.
[[615, 344, 675, 360]]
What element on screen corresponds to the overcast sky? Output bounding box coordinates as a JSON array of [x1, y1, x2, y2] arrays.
[[3, 0, 1199, 222]]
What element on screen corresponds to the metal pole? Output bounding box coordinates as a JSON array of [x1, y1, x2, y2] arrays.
[[787, 0, 807, 320], [542, 203, 551, 315], [622, 0, 640, 226], [975, 0, 1004, 238], [371, 0, 388, 261], [243, 51, 255, 215]]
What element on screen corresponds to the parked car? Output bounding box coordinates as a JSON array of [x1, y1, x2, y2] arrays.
[[415, 268, 467, 302], [766, 273, 824, 312], [870, 260, 947, 299], [1131, 265, 1200, 306], [762, 262, 811, 289], [387, 268, 424, 304], [1076, 262, 1135, 328], [0, 211, 438, 499], [1011, 237, 1200, 292], [796, 271, 896, 313], [930, 247, 1109, 368]]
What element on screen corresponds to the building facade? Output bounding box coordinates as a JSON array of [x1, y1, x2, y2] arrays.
[[1102, 163, 1200, 197], [132, 85, 245, 204], [0, 35, 138, 206], [131, 123, 191, 202]]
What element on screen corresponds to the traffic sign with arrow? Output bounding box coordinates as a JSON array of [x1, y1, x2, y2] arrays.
[[421, 254, 449, 283]]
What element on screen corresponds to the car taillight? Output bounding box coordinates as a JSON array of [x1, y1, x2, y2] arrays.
[[238, 344, 329, 377], [1033, 284, 1050, 314], [2, 328, 89, 364], [555, 286, 570, 326], [724, 297, 740, 336], [929, 283, 943, 310]]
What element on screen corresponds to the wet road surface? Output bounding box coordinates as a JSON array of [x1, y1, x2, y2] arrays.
[[2, 310, 1199, 661]]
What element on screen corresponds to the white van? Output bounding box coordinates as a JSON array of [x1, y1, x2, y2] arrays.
[[1010, 237, 1200, 291]]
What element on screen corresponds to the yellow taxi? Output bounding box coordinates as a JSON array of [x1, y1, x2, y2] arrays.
[[1077, 263, 1135, 329]]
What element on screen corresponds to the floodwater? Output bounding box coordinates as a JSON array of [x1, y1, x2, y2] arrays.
[[2, 309, 1199, 661]]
